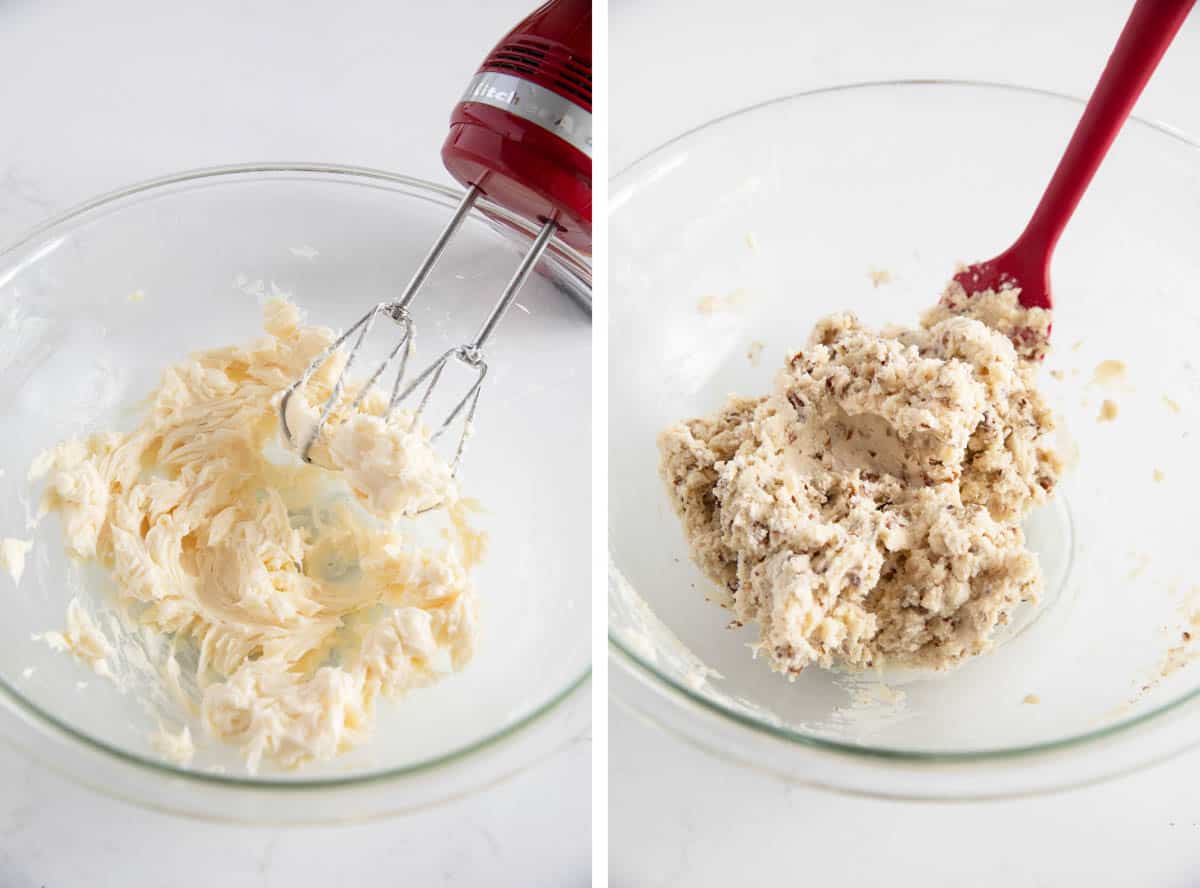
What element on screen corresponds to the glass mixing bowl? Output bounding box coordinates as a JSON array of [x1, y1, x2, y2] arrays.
[[609, 81, 1200, 799], [0, 164, 590, 822]]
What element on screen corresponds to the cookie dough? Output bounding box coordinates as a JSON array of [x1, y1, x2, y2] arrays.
[[658, 286, 1061, 674], [33, 300, 481, 772]]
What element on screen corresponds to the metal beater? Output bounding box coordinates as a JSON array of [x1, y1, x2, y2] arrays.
[[280, 0, 591, 477]]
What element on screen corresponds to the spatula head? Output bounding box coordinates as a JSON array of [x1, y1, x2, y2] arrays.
[[952, 242, 1053, 312]]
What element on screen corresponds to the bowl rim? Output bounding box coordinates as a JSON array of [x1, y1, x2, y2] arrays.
[[608, 78, 1200, 765], [0, 162, 592, 791]]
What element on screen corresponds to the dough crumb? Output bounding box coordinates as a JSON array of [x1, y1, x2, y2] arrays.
[[151, 724, 196, 767], [1164, 395, 1181, 414], [868, 267, 893, 287], [1071, 339, 1084, 352], [0, 537, 33, 586], [659, 284, 1061, 673], [745, 232, 759, 252], [127, 290, 146, 303], [37, 598, 114, 678], [1091, 359, 1126, 386], [698, 289, 749, 315], [746, 340, 765, 366], [1098, 399, 1119, 422], [1153, 468, 1166, 483], [1136, 591, 1200, 701], [1049, 369, 1065, 380], [1160, 642, 1198, 680], [1023, 693, 1041, 704], [21, 667, 34, 679]]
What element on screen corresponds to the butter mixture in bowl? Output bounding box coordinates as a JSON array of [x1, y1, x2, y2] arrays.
[[31, 299, 481, 772], [0, 167, 590, 816]]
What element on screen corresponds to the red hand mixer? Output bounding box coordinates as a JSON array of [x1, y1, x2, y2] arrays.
[[281, 0, 591, 472]]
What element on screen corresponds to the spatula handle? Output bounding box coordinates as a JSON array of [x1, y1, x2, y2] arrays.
[[1020, 0, 1194, 255]]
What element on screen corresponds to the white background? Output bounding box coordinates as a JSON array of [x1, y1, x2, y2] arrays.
[[0, 2, 589, 886], [609, 1, 1200, 886], [6, 1, 1200, 884]]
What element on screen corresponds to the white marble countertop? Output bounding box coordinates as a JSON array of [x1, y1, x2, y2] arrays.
[[610, 1, 1200, 885], [0, 2, 588, 885]]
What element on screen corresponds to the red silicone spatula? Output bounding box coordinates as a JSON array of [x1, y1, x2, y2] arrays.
[[952, 0, 1194, 316]]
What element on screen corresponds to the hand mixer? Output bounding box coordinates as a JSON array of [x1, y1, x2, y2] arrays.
[[280, 0, 591, 481]]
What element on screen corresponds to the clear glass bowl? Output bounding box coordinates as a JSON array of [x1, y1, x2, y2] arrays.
[[0, 164, 590, 822], [609, 82, 1200, 799]]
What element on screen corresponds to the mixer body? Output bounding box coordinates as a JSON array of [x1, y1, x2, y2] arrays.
[[442, 0, 592, 251], [281, 0, 592, 480]]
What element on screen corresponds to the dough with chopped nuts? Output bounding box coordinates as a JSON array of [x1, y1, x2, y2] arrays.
[[658, 286, 1061, 674]]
